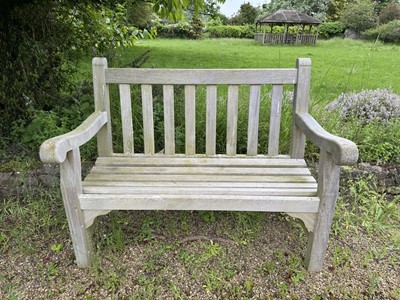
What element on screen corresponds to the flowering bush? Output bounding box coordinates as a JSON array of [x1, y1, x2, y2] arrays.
[[326, 88, 400, 123]]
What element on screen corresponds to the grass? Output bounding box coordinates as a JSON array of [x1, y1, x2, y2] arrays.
[[0, 173, 399, 298], [112, 38, 400, 97], [1, 38, 400, 298]]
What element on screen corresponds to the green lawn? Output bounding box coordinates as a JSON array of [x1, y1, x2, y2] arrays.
[[113, 38, 400, 104], [1, 38, 399, 299]]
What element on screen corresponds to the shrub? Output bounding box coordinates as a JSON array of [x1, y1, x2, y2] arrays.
[[340, 1, 378, 34], [154, 19, 205, 39], [190, 16, 204, 39], [363, 20, 400, 43], [154, 21, 192, 39], [318, 21, 345, 39], [379, 2, 400, 24], [326, 88, 400, 124], [327, 88, 400, 163], [207, 25, 254, 38], [356, 120, 400, 163]]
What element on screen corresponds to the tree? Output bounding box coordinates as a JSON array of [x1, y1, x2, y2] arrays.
[[325, 0, 349, 21], [262, 0, 330, 20], [379, 2, 400, 24], [0, 0, 222, 137], [230, 2, 260, 25], [340, 0, 378, 34]]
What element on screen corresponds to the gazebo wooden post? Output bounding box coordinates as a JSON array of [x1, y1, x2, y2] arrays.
[[296, 24, 300, 44], [284, 23, 288, 44], [254, 10, 320, 45], [263, 23, 267, 44], [315, 24, 320, 45]]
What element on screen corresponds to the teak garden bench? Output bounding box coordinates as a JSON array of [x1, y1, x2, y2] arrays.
[[40, 57, 358, 272]]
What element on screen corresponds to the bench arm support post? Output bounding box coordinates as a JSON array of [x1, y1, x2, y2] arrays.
[[305, 150, 340, 271], [39, 111, 108, 164], [294, 112, 358, 271]]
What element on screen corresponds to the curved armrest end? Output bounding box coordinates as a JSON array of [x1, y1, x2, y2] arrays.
[[40, 139, 65, 164], [295, 113, 359, 166], [39, 111, 108, 164]]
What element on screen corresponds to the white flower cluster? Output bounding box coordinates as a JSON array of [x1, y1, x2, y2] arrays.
[[326, 88, 400, 123]]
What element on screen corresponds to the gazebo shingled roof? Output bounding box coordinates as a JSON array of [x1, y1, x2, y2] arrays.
[[256, 9, 321, 25]]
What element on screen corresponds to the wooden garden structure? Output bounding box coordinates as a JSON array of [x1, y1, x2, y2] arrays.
[[40, 58, 358, 272], [255, 9, 321, 45]]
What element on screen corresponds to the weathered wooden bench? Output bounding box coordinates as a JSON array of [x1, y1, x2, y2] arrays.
[[40, 57, 358, 272]]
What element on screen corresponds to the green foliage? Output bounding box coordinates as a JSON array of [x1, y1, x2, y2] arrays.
[[207, 25, 255, 38], [364, 20, 400, 43], [156, 16, 204, 39], [190, 16, 205, 39], [229, 2, 260, 25], [0, 1, 147, 139], [356, 120, 400, 164], [325, 0, 349, 21], [379, 2, 400, 24], [340, 0, 378, 34], [262, 0, 331, 21], [318, 21, 345, 38]]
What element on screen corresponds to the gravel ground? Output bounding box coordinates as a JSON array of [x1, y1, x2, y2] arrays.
[[1, 209, 399, 299]]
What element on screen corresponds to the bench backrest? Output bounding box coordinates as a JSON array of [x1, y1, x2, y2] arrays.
[[92, 57, 311, 158]]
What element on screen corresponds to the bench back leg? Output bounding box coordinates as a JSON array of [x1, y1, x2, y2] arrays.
[[305, 150, 340, 271], [60, 148, 93, 267]]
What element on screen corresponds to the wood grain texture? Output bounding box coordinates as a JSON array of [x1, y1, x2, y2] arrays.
[[60, 148, 93, 267], [105, 68, 298, 85], [80, 194, 319, 212], [226, 85, 239, 156], [141, 85, 155, 154], [290, 58, 311, 159], [119, 84, 134, 154], [305, 150, 340, 272], [163, 85, 175, 155], [268, 84, 283, 156], [40, 112, 107, 164], [295, 113, 359, 165], [95, 156, 306, 167], [92, 57, 113, 156], [206, 85, 217, 155], [247, 85, 261, 156], [185, 85, 196, 155]]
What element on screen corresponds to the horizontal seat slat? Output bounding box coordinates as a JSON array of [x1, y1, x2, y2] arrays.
[[82, 181, 317, 189], [95, 156, 307, 167], [105, 68, 298, 85], [82, 186, 317, 196], [90, 166, 312, 176], [84, 173, 316, 183], [80, 194, 319, 213]]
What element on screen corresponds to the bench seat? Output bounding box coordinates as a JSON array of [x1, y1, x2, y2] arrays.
[[81, 155, 319, 212], [40, 58, 359, 271]]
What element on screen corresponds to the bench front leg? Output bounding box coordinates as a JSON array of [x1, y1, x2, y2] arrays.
[[60, 148, 93, 267], [305, 150, 340, 271]]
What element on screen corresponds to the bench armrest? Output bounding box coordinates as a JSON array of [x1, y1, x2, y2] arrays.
[[40, 111, 108, 164], [294, 112, 358, 166]]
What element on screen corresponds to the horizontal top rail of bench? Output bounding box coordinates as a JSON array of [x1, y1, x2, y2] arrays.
[[104, 68, 298, 85]]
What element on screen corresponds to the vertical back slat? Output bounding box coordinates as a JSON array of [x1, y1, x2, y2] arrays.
[[185, 85, 196, 155], [226, 85, 239, 156], [206, 85, 217, 155], [247, 85, 261, 156], [119, 84, 134, 154], [163, 85, 175, 155], [141, 84, 155, 154], [268, 84, 283, 156], [290, 58, 311, 159], [93, 58, 113, 156]]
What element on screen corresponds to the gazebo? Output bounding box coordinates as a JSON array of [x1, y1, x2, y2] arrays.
[[255, 9, 321, 45]]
